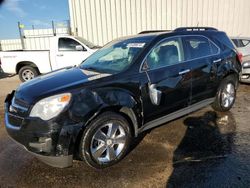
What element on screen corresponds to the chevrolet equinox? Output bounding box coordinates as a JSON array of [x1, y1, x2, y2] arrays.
[[5, 27, 242, 169]]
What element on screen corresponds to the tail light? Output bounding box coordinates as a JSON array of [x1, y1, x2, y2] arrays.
[[237, 52, 243, 64]]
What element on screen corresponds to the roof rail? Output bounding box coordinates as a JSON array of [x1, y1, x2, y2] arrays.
[[174, 27, 218, 32], [138, 30, 172, 34]]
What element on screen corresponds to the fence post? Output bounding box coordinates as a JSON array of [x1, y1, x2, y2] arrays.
[[52, 21, 56, 36], [18, 22, 25, 50], [68, 20, 72, 35]]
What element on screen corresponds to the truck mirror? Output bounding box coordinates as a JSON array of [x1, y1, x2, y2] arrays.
[[75, 45, 84, 51]]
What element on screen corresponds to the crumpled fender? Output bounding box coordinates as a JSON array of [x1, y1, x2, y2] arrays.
[[217, 58, 241, 79], [67, 87, 142, 137]]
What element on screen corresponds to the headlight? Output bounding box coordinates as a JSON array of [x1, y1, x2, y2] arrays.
[[30, 93, 71, 120]]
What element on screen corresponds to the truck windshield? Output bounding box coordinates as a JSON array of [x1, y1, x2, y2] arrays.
[[75, 37, 99, 49], [80, 38, 149, 74]]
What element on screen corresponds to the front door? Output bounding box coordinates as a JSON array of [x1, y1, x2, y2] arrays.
[[55, 37, 91, 69], [140, 37, 192, 123]]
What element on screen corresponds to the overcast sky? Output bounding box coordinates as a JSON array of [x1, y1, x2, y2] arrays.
[[0, 0, 69, 40]]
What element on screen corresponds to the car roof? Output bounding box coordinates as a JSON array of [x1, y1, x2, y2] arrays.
[[113, 27, 224, 45], [122, 28, 221, 41]]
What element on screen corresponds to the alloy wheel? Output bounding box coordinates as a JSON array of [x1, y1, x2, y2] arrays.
[[221, 83, 235, 108], [22, 69, 35, 81], [90, 122, 127, 163]]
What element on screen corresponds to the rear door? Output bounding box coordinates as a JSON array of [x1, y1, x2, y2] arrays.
[[182, 35, 221, 104], [55, 37, 91, 69], [140, 37, 192, 123]]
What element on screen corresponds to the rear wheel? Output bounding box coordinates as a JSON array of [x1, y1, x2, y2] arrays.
[[79, 112, 132, 169], [18, 66, 39, 82], [212, 75, 237, 112]]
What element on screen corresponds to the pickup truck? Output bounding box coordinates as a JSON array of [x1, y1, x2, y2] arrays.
[[0, 36, 99, 82]]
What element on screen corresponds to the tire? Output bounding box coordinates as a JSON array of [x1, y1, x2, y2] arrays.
[[18, 66, 39, 82], [79, 112, 132, 169], [212, 75, 237, 112]]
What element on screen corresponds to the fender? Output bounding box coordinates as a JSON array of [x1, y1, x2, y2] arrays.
[[217, 58, 241, 81], [16, 61, 39, 73], [68, 87, 142, 137]]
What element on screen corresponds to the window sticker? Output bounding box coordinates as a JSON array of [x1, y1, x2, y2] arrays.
[[127, 43, 145, 48]]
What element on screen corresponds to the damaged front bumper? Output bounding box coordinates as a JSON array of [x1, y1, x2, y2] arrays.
[[4, 91, 76, 168], [240, 61, 250, 83]]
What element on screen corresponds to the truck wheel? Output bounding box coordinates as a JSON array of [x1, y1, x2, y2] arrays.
[[79, 112, 132, 169], [19, 66, 39, 82], [212, 75, 237, 112]]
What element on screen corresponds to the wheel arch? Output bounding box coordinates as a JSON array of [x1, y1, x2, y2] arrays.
[[222, 71, 239, 88], [219, 57, 240, 89], [16, 61, 40, 74], [70, 88, 143, 158], [85, 105, 140, 138]]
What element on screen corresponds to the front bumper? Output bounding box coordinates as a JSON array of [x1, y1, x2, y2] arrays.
[[240, 61, 250, 83], [4, 91, 75, 168]]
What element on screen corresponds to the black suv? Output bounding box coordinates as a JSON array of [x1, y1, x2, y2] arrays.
[[5, 27, 242, 169]]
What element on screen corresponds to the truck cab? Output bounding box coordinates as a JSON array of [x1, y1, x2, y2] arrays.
[[50, 36, 99, 70], [0, 36, 99, 82]]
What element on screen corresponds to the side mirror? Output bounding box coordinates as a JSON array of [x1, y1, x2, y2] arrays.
[[75, 45, 84, 51], [149, 84, 162, 105]]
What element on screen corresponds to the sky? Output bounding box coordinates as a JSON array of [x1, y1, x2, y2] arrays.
[[0, 0, 69, 39]]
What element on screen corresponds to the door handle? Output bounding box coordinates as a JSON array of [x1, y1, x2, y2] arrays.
[[179, 69, 190, 75], [57, 54, 64, 57], [213, 59, 221, 63]]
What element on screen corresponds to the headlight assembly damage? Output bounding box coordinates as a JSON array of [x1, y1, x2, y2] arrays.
[[30, 93, 71, 120]]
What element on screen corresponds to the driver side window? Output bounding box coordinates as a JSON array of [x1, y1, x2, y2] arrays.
[[146, 37, 184, 70], [58, 38, 86, 51]]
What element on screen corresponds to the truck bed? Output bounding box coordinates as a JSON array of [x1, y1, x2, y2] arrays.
[[0, 50, 52, 74]]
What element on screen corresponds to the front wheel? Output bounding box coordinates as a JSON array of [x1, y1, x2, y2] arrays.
[[212, 75, 237, 112], [18, 66, 39, 82], [79, 112, 132, 169]]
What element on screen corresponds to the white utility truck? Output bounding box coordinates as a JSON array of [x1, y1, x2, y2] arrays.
[[0, 36, 99, 81]]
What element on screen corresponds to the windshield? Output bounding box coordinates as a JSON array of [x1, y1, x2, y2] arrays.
[[75, 37, 98, 49], [80, 38, 149, 74]]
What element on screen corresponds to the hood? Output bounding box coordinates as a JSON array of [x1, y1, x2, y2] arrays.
[[15, 67, 111, 104]]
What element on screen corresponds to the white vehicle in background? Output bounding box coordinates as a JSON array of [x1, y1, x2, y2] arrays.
[[231, 37, 250, 58], [0, 36, 99, 82], [231, 37, 250, 83]]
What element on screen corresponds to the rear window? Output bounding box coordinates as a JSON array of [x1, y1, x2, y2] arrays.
[[232, 39, 250, 48], [183, 36, 219, 60], [214, 32, 235, 51], [242, 39, 250, 46]]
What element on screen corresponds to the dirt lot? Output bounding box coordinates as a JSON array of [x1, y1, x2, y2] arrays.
[[0, 74, 250, 188]]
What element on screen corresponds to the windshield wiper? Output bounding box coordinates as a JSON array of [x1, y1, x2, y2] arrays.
[[82, 66, 104, 73]]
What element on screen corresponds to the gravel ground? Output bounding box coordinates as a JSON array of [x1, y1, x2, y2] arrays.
[[0, 74, 250, 188]]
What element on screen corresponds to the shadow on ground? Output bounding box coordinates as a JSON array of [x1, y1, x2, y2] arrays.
[[0, 70, 15, 80], [167, 110, 250, 187]]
